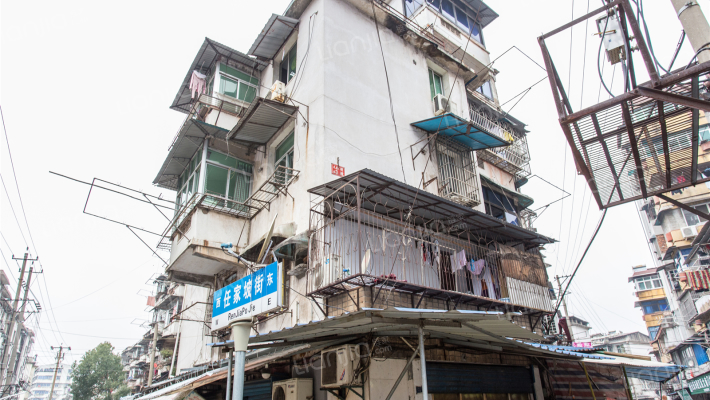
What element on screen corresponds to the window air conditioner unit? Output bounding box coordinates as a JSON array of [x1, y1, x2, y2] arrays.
[[321, 344, 363, 388], [266, 81, 287, 103], [433, 94, 449, 116], [272, 378, 313, 400], [682, 226, 698, 239]]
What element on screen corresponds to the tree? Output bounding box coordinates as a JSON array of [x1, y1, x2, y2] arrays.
[[70, 342, 126, 400]]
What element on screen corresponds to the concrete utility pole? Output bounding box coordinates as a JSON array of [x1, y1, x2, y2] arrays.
[[670, 0, 710, 64], [4, 264, 34, 388], [48, 345, 69, 400], [555, 275, 574, 342], [147, 322, 160, 386], [0, 252, 31, 383]]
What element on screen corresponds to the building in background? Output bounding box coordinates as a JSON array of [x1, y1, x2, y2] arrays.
[[591, 331, 656, 399], [28, 363, 72, 400]]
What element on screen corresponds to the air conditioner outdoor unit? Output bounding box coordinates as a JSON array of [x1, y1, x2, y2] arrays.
[[321, 344, 363, 388], [272, 378, 313, 400], [682, 226, 698, 239], [433, 94, 449, 116], [266, 81, 287, 103]]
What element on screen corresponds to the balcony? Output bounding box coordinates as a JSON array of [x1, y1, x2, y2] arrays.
[[435, 136, 480, 207], [159, 165, 299, 285], [472, 103, 531, 179], [306, 169, 555, 317], [636, 288, 666, 301]]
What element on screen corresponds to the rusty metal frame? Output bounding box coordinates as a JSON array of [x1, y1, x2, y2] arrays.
[[538, 0, 710, 210]]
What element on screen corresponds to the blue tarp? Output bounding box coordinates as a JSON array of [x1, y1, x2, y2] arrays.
[[411, 113, 510, 150]]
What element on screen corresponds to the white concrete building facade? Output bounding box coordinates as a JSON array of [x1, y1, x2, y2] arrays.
[[28, 363, 72, 400]]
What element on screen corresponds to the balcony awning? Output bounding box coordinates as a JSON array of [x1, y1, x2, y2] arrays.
[[227, 98, 298, 144], [411, 113, 510, 150], [480, 175, 534, 209], [308, 169, 555, 247], [248, 14, 299, 60], [170, 38, 267, 114], [153, 119, 229, 190]]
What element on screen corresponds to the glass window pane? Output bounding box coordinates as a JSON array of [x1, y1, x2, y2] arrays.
[[427, 0, 441, 8], [220, 63, 258, 85], [455, 6, 469, 30], [208, 150, 238, 169], [441, 0, 455, 22], [434, 73, 443, 96], [231, 173, 250, 202], [280, 58, 288, 83], [205, 164, 228, 197], [219, 76, 239, 98], [238, 84, 257, 103], [276, 132, 295, 161], [404, 0, 424, 17], [193, 167, 200, 193], [684, 208, 701, 226], [289, 45, 298, 82], [480, 81, 493, 99], [188, 176, 194, 197], [470, 21, 482, 43]]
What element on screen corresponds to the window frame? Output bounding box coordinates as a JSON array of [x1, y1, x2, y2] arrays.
[[280, 44, 298, 84], [217, 64, 258, 103], [426, 0, 484, 45], [205, 148, 253, 203], [274, 131, 295, 183], [429, 68, 444, 99], [634, 274, 663, 291], [682, 204, 709, 226]]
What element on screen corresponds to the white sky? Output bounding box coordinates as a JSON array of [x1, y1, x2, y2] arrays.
[[1, 0, 708, 365]]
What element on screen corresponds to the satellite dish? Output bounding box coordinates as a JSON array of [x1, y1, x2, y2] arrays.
[[257, 213, 278, 264]]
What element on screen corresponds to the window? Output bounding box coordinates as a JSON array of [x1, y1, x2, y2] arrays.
[[639, 130, 693, 158], [477, 80, 493, 100], [404, 0, 425, 17], [280, 44, 298, 84], [634, 274, 663, 291], [683, 204, 709, 226], [482, 185, 517, 221], [275, 132, 295, 184], [648, 325, 659, 340], [175, 146, 202, 210], [641, 299, 669, 315], [218, 63, 258, 103], [700, 125, 710, 143], [427, 0, 484, 45], [204, 149, 253, 204], [429, 69, 443, 99]]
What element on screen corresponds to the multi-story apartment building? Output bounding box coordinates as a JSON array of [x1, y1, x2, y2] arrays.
[[628, 265, 672, 342], [0, 270, 36, 397], [28, 363, 72, 400], [128, 1, 683, 399], [590, 331, 656, 399]]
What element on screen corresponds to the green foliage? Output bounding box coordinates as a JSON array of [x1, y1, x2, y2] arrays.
[[70, 342, 125, 400], [160, 349, 173, 359]]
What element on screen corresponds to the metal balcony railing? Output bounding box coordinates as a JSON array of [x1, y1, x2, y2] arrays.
[[470, 105, 532, 178], [159, 166, 300, 244]]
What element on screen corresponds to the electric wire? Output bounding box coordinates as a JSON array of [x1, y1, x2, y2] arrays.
[[371, 0, 407, 183]]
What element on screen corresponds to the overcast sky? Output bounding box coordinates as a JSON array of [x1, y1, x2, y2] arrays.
[[1, 0, 708, 365]]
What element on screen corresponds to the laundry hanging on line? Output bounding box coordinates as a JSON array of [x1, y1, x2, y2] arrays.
[[190, 70, 207, 99]]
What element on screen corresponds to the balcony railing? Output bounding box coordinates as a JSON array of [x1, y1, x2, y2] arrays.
[[159, 166, 299, 243], [436, 137, 480, 207], [308, 207, 553, 312], [471, 105, 532, 178]]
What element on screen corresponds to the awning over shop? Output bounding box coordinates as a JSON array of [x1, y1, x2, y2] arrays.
[[411, 113, 511, 150], [480, 175, 534, 209], [170, 38, 266, 114], [153, 119, 229, 190], [582, 354, 683, 382], [227, 98, 299, 144], [248, 14, 299, 60]]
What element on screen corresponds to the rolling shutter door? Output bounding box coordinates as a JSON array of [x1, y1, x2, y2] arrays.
[[244, 379, 273, 400], [427, 363, 533, 394]]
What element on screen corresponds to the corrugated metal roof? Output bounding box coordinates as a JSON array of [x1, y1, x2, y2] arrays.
[[307, 169, 555, 246], [170, 38, 266, 114], [227, 98, 298, 144], [248, 14, 299, 60], [153, 119, 229, 190], [460, 0, 499, 29], [411, 113, 511, 150], [582, 354, 683, 382]]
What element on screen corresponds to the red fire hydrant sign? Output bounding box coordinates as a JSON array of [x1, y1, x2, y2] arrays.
[[331, 164, 345, 177]]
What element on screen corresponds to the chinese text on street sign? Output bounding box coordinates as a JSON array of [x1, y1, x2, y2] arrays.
[[211, 262, 282, 331]]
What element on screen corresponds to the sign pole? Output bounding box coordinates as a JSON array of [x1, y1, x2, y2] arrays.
[[231, 320, 251, 400]]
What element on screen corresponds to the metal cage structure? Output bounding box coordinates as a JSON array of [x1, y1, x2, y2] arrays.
[[435, 136, 481, 207], [306, 170, 555, 317], [538, 0, 710, 210]]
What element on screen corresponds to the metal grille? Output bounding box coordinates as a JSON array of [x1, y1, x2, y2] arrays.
[[307, 189, 553, 312], [475, 106, 532, 179], [564, 81, 702, 207], [435, 137, 480, 207]]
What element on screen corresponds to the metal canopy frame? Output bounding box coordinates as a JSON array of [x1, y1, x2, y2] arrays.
[[538, 0, 710, 210]]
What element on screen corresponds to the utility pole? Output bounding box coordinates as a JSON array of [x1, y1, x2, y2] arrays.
[[4, 265, 33, 388], [147, 321, 160, 386], [0, 252, 31, 383], [670, 0, 710, 64], [555, 275, 574, 343], [48, 345, 69, 400]]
